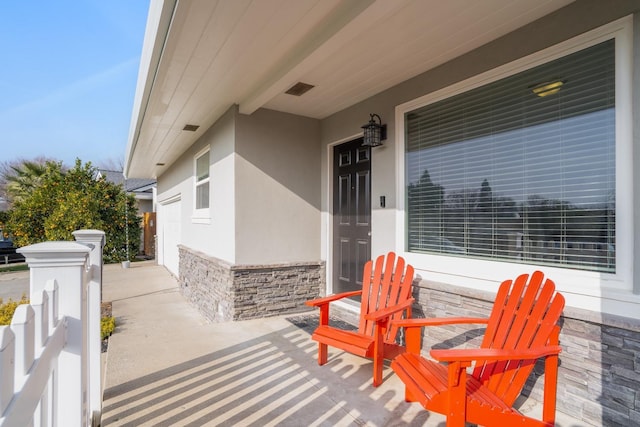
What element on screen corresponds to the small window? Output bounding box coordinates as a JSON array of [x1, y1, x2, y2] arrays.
[[194, 148, 210, 213]]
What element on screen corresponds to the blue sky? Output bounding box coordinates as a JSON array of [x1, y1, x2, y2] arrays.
[[0, 1, 150, 169]]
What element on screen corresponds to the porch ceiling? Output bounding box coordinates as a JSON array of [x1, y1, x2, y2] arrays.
[[125, 0, 574, 179]]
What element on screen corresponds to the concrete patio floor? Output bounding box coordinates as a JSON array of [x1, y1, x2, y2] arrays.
[[100, 261, 585, 427]]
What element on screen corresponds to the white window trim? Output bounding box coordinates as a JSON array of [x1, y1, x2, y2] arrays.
[[394, 16, 637, 317], [193, 146, 211, 224]]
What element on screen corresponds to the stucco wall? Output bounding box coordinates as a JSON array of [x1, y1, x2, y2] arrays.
[[156, 105, 237, 263], [319, 0, 640, 302], [157, 106, 321, 266], [136, 198, 153, 214], [321, 0, 640, 260], [235, 108, 321, 265]]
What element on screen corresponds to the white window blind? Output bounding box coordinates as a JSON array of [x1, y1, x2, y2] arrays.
[[406, 40, 615, 273]]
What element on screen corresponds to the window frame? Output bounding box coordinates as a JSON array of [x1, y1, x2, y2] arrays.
[[394, 16, 634, 298], [193, 146, 211, 223]]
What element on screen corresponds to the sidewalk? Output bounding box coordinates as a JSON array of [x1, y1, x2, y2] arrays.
[[100, 262, 584, 427]]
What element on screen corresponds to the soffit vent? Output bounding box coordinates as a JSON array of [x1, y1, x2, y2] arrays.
[[285, 82, 315, 96], [183, 124, 200, 132]]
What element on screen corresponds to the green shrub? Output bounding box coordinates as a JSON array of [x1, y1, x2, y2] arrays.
[[7, 159, 141, 263], [0, 295, 29, 325], [101, 316, 116, 340]]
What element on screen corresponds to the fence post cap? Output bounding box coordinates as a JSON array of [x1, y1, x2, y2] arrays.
[[18, 241, 90, 267], [72, 230, 106, 246]]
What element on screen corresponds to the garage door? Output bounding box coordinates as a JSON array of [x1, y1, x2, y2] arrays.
[[158, 198, 181, 277]]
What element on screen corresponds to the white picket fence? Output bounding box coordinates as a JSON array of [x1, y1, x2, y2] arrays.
[[0, 230, 105, 427]]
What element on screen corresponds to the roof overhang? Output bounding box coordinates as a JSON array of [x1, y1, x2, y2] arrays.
[[125, 0, 574, 179]]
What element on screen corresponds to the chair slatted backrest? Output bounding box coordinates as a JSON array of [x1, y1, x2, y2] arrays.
[[473, 271, 565, 406], [358, 252, 414, 342]]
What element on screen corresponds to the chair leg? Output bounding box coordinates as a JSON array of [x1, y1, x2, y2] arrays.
[[543, 326, 560, 425], [405, 387, 417, 402], [447, 362, 467, 427], [373, 356, 383, 387], [318, 343, 328, 365], [372, 321, 386, 387]]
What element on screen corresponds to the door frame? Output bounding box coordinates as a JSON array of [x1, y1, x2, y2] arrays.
[[325, 133, 371, 299]]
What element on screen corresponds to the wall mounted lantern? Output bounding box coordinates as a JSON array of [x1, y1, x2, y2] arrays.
[[361, 113, 387, 147]]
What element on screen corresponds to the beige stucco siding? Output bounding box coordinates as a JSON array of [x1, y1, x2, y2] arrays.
[[319, 1, 640, 312], [235, 108, 321, 265], [156, 106, 237, 263], [156, 106, 321, 266]]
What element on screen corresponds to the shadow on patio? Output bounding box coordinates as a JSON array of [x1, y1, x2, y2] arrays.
[[103, 318, 436, 426], [100, 262, 436, 427], [100, 262, 584, 427]]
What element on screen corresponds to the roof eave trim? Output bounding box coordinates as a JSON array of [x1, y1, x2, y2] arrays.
[[124, 0, 179, 179]]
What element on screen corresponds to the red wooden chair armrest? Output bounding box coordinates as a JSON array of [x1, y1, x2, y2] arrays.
[[392, 317, 491, 354], [306, 290, 362, 307], [364, 298, 415, 322], [436, 346, 563, 391], [431, 345, 563, 363], [392, 317, 490, 329]]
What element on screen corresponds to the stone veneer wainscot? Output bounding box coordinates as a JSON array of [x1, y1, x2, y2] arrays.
[[178, 245, 323, 322]]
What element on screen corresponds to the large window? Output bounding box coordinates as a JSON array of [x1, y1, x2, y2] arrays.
[[194, 148, 210, 213], [405, 40, 615, 273]]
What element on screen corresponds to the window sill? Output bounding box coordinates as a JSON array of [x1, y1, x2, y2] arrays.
[[192, 216, 211, 224]]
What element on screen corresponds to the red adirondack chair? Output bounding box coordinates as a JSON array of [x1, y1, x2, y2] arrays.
[[391, 271, 565, 427], [305, 252, 415, 386]]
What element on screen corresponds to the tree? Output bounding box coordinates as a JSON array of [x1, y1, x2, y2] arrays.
[[0, 211, 9, 233], [0, 157, 57, 207], [6, 159, 141, 263], [478, 179, 493, 213], [96, 156, 125, 172], [407, 169, 445, 246]]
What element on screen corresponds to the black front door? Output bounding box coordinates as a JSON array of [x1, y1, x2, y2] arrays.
[[332, 138, 371, 294]]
